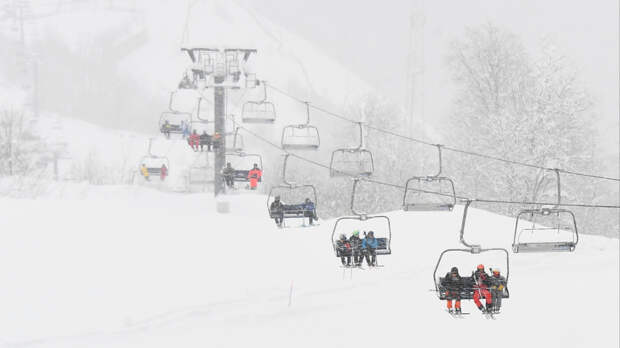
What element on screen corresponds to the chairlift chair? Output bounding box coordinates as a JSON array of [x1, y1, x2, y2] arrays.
[[512, 208, 578, 253], [331, 178, 392, 260], [159, 111, 190, 136], [433, 200, 510, 303], [403, 145, 456, 211], [159, 91, 192, 136], [226, 151, 263, 182], [329, 122, 374, 177], [139, 138, 170, 180], [266, 154, 318, 225], [512, 169, 578, 253], [281, 101, 320, 150], [241, 81, 276, 124], [139, 155, 170, 176]]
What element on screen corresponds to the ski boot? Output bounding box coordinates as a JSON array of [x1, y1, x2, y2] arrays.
[[486, 303, 493, 312], [455, 308, 462, 314], [478, 305, 486, 313], [448, 309, 454, 314]]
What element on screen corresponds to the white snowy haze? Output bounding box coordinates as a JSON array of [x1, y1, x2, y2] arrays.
[[0, 1, 619, 348]]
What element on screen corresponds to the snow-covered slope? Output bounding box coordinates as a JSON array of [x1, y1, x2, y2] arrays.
[[0, 185, 617, 348]]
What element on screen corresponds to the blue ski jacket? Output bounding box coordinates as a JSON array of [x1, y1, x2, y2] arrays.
[[362, 237, 378, 249]]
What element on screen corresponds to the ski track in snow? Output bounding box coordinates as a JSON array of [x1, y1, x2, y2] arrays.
[[0, 188, 617, 348]]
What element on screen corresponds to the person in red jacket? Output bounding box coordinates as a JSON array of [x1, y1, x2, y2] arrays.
[[472, 264, 493, 313], [247, 163, 262, 190], [160, 164, 168, 181], [188, 130, 200, 151]]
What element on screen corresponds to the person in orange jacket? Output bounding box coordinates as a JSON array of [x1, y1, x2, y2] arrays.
[[188, 130, 200, 151], [247, 163, 262, 190], [472, 264, 493, 313]]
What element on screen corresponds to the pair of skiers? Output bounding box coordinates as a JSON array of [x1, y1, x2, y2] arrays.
[[441, 265, 506, 314], [336, 230, 379, 267], [140, 164, 167, 181], [269, 196, 317, 227]]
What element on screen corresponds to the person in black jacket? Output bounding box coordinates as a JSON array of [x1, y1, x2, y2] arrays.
[[441, 266, 463, 314], [336, 234, 352, 266], [199, 130, 212, 152], [222, 162, 235, 188], [349, 230, 363, 266], [270, 195, 284, 227]]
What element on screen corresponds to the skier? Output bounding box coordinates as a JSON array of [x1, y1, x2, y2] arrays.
[[161, 120, 172, 139], [336, 234, 352, 266], [441, 266, 463, 314], [189, 130, 200, 151], [199, 130, 212, 152], [362, 231, 379, 267], [303, 198, 317, 225], [472, 264, 493, 313], [247, 163, 262, 190], [349, 230, 363, 266], [212, 132, 222, 151], [140, 164, 150, 181], [270, 195, 284, 227], [160, 164, 168, 181], [222, 162, 235, 188], [181, 121, 190, 139], [489, 268, 507, 313]]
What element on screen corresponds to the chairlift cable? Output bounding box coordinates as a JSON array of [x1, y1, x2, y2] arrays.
[[266, 84, 620, 183], [237, 127, 620, 210]]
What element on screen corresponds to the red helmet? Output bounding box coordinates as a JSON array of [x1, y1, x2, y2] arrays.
[[477, 264, 485, 270]]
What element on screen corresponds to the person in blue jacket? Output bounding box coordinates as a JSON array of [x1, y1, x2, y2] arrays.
[[303, 198, 318, 225], [362, 231, 379, 267]]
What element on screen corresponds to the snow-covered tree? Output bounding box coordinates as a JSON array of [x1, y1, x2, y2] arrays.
[[444, 23, 618, 236]]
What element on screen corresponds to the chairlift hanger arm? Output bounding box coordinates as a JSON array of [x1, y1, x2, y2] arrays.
[[459, 200, 481, 250], [350, 178, 367, 217]]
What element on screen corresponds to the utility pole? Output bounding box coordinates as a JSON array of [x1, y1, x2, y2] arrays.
[[180, 47, 257, 197], [213, 86, 226, 196], [406, 0, 425, 137]]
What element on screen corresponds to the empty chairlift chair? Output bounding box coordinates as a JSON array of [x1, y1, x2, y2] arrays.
[[329, 122, 374, 177], [403, 145, 456, 211], [512, 208, 578, 253], [512, 168, 578, 253], [241, 81, 276, 123], [281, 101, 320, 150]]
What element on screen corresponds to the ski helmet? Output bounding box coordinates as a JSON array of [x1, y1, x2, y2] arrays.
[[477, 264, 485, 270], [339, 234, 346, 240], [367, 231, 374, 237], [450, 266, 459, 274], [353, 230, 360, 236]]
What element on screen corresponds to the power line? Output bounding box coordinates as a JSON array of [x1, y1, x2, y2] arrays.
[[267, 84, 620, 182], [237, 126, 620, 210]]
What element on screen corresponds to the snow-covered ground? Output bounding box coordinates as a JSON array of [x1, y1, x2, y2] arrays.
[[0, 185, 617, 348]]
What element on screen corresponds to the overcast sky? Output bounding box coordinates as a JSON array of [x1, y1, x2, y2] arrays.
[[237, 0, 619, 153]]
